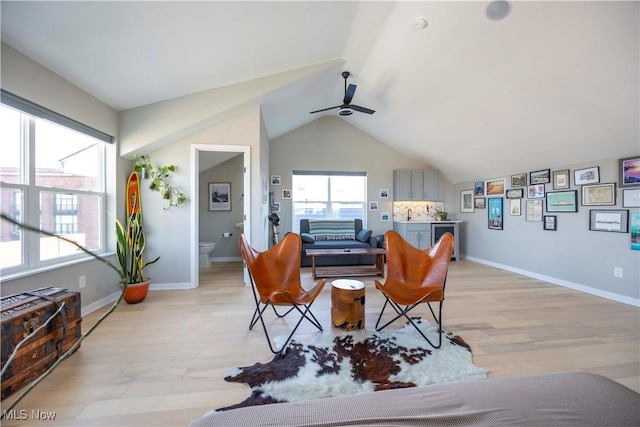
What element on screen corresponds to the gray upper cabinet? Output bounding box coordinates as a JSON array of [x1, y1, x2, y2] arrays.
[[393, 169, 438, 200]]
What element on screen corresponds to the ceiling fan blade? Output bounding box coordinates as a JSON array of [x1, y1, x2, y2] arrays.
[[350, 104, 375, 114], [343, 84, 356, 104], [309, 105, 341, 114]]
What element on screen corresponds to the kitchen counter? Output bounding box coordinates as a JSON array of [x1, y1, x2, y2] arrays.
[[393, 220, 462, 223]]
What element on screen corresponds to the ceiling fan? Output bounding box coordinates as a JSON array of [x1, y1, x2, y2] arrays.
[[310, 71, 375, 116]]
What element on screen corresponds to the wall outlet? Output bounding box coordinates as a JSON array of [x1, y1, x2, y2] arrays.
[[79, 275, 86, 289], [613, 267, 623, 278]]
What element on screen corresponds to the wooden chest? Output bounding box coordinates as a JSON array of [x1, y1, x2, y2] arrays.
[[1, 287, 82, 399]]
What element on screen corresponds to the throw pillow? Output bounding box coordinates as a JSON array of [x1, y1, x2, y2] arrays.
[[355, 229, 372, 243], [301, 233, 316, 243]]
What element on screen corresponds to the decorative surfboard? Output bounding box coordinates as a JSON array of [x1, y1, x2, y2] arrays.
[[126, 171, 143, 266]]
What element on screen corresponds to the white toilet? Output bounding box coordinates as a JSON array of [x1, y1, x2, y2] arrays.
[[198, 242, 216, 268]]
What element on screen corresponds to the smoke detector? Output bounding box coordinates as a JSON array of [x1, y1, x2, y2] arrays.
[[486, 1, 511, 21], [415, 17, 428, 29]]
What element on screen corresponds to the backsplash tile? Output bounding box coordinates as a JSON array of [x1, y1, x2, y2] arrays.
[[393, 201, 446, 221]]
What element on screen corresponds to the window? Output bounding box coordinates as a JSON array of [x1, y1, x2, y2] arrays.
[[292, 171, 366, 232], [0, 93, 111, 273]]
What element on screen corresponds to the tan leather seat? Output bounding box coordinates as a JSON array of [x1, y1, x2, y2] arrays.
[[374, 230, 454, 348]]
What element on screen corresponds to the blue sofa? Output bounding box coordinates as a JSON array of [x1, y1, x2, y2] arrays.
[[299, 219, 377, 267]]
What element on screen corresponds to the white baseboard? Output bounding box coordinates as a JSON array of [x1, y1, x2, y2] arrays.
[[81, 291, 120, 316], [462, 255, 640, 308], [211, 256, 242, 262], [149, 282, 195, 291]]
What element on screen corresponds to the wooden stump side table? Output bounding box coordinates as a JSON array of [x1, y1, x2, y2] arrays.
[[331, 279, 365, 331]]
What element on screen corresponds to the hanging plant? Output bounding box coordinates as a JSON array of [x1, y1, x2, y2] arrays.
[[132, 154, 187, 210]]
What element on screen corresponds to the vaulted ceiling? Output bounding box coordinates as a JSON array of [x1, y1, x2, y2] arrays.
[[1, 1, 638, 183]]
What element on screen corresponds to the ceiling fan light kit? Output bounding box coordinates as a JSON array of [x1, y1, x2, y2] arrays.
[[309, 71, 375, 116]]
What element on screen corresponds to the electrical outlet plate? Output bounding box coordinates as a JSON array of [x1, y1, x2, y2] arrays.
[[79, 275, 86, 288], [613, 267, 623, 278]]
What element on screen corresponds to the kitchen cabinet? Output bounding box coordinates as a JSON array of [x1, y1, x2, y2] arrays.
[[393, 169, 438, 200], [393, 222, 431, 250]]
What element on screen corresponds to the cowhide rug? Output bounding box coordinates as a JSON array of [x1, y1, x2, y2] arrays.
[[217, 318, 487, 412]]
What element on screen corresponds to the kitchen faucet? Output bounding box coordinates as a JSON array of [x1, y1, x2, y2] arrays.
[[407, 209, 412, 221]]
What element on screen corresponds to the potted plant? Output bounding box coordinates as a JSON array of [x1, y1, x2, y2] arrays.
[[115, 213, 160, 304], [434, 207, 448, 221], [132, 154, 187, 210]]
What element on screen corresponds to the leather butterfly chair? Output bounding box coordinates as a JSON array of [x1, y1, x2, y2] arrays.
[[239, 233, 327, 353], [374, 230, 455, 349]]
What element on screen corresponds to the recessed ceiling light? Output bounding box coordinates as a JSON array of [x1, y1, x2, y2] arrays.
[[486, 1, 511, 21]]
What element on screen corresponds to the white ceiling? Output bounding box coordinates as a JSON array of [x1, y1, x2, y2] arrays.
[[1, 1, 638, 184]]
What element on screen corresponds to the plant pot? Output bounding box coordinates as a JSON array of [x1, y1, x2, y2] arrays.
[[140, 167, 150, 179], [121, 280, 150, 304]]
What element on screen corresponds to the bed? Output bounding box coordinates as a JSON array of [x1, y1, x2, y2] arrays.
[[191, 371, 639, 426]]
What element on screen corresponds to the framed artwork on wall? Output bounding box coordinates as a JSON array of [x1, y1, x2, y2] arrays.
[[380, 189, 389, 198], [543, 215, 557, 231], [619, 156, 640, 188], [546, 190, 578, 212], [271, 202, 281, 213], [582, 183, 616, 206], [527, 184, 545, 199], [506, 188, 524, 199], [208, 182, 231, 211], [510, 199, 521, 216], [369, 201, 379, 211], [475, 197, 486, 209], [488, 197, 503, 230], [530, 169, 550, 184], [474, 181, 485, 196], [270, 175, 281, 185], [460, 189, 474, 213], [526, 199, 543, 222], [574, 166, 600, 185], [622, 188, 640, 208], [511, 173, 527, 188], [552, 169, 570, 190], [589, 209, 629, 233], [282, 189, 291, 199], [485, 179, 506, 196], [381, 212, 390, 221]]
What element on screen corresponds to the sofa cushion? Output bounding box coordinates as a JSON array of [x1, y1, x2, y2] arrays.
[[355, 229, 372, 243], [309, 220, 355, 241], [300, 233, 316, 243]]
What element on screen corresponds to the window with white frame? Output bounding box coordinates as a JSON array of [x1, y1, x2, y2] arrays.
[[291, 171, 366, 232], [0, 91, 112, 272]]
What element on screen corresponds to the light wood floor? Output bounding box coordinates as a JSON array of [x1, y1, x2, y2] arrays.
[[2, 260, 639, 426]]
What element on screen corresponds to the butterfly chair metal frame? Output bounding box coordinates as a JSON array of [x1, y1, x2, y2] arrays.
[[239, 233, 326, 354], [374, 230, 454, 349]]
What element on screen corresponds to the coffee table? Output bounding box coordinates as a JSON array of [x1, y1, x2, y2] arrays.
[[305, 247, 386, 280]]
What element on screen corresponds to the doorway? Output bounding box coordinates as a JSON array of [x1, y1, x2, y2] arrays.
[[191, 144, 250, 288]]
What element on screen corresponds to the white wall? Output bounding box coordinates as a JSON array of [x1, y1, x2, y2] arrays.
[[0, 43, 124, 311], [454, 156, 640, 306], [269, 116, 455, 236]]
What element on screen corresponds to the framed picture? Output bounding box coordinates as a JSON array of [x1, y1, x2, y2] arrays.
[[506, 188, 524, 199], [622, 188, 640, 208], [460, 189, 474, 213], [282, 189, 291, 199], [475, 197, 486, 209], [485, 179, 506, 196], [271, 202, 281, 213], [380, 189, 389, 198], [530, 169, 550, 184], [526, 199, 543, 222], [619, 156, 640, 188], [589, 209, 629, 233], [369, 201, 379, 211], [510, 199, 521, 216], [527, 184, 545, 199], [552, 169, 570, 190], [574, 166, 600, 185], [543, 215, 557, 231], [381, 212, 390, 221], [474, 181, 485, 196], [546, 190, 578, 212], [208, 182, 231, 211], [582, 183, 616, 206], [488, 198, 503, 230], [511, 173, 527, 188], [631, 212, 640, 251], [270, 175, 281, 186]]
